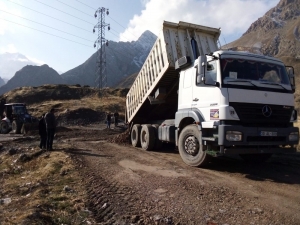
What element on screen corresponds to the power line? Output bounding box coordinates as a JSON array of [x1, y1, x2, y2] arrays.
[[0, 10, 93, 42], [6, 0, 91, 33], [55, 0, 93, 17], [33, 0, 94, 25], [75, 0, 95, 10], [0, 18, 93, 48]]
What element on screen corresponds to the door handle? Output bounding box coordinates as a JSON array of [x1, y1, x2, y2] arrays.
[[193, 98, 199, 102]]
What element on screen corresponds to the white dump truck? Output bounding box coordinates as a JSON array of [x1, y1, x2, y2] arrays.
[[125, 21, 299, 167]]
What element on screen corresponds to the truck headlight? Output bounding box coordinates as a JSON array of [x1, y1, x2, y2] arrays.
[[290, 110, 297, 122], [226, 131, 242, 141], [289, 132, 299, 141]]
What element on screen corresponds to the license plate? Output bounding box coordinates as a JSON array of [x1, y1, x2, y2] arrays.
[[260, 131, 277, 136]]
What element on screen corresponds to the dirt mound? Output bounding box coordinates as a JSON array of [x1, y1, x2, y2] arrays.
[[57, 108, 105, 126], [108, 128, 130, 144]]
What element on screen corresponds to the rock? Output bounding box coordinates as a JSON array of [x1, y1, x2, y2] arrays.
[[153, 214, 163, 221], [0, 198, 12, 204], [131, 215, 139, 223], [101, 202, 108, 209], [8, 148, 17, 155], [63, 185, 72, 192], [19, 153, 29, 162]]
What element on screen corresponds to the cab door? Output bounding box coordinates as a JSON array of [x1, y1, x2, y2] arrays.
[[192, 60, 221, 121], [178, 68, 194, 110]]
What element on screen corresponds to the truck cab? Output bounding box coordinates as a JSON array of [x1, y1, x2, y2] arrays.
[[175, 50, 298, 165]]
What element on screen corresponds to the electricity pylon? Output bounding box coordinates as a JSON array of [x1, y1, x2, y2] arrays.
[[93, 7, 110, 89]]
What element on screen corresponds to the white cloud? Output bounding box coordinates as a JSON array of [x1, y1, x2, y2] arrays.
[[0, 44, 18, 53], [120, 0, 279, 43], [26, 55, 45, 65], [0, 1, 23, 35]]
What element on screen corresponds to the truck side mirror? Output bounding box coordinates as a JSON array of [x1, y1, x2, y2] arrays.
[[286, 66, 295, 92], [196, 55, 207, 84]]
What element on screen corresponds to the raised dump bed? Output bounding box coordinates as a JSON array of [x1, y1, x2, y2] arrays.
[[126, 21, 221, 124]]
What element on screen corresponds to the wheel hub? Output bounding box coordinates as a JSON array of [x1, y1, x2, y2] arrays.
[[184, 136, 199, 156]]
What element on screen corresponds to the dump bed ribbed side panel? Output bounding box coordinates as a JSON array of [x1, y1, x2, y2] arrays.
[[126, 21, 220, 124]]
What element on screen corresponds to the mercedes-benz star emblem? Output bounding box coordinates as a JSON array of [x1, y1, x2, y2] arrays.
[[262, 105, 272, 117]]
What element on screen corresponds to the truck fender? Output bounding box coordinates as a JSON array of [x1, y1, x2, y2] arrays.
[[175, 110, 204, 145]]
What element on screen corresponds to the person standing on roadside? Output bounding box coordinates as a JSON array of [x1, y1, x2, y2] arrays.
[[113, 111, 119, 127], [44, 108, 56, 150], [38, 113, 47, 150], [106, 112, 111, 129]]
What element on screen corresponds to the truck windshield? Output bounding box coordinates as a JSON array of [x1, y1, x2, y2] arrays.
[[221, 58, 290, 85]]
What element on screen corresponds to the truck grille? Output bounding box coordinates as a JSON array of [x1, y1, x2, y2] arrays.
[[229, 102, 293, 126]]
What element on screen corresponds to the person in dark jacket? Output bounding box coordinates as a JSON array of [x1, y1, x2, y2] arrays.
[[113, 111, 119, 127], [106, 112, 111, 129], [38, 113, 47, 150], [44, 108, 56, 150]]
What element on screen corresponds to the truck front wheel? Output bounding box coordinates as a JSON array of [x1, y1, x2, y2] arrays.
[[178, 124, 210, 167], [131, 124, 141, 147]]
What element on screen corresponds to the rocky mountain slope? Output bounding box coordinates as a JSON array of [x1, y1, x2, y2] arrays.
[[61, 30, 157, 88], [0, 65, 65, 95], [225, 0, 300, 69], [0, 77, 5, 87]]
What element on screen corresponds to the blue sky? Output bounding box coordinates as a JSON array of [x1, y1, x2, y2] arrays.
[[0, 0, 280, 76]]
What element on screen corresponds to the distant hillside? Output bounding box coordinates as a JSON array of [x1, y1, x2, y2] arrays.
[[225, 0, 300, 64], [0, 77, 5, 87], [61, 30, 157, 88], [0, 52, 38, 80], [0, 84, 129, 121], [0, 64, 65, 95], [227, 0, 300, 58]]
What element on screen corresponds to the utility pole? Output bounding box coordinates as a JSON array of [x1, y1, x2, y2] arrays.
[[93, 7, 110, 90]]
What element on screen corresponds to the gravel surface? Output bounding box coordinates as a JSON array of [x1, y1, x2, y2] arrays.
[[58, 125, 300, 225], [1, 125, 300, 225]]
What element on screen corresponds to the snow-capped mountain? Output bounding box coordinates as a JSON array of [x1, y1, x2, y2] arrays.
[[0, 53, 38, 81]]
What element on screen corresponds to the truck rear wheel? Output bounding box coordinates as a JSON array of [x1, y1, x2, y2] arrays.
[[0, 121, 10, 134], [178, 124, 210, 167], [131, 124, 141, 147], [12, 120, 22, 134], [140, 124, 155, 151], [239, 153, 272, 163]]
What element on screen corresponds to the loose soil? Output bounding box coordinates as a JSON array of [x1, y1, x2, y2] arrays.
[[1, 124, 300, 225]]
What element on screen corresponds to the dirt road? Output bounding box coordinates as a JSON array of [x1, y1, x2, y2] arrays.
[[1, 125, 300, 225], [57, 126, 300, 225]]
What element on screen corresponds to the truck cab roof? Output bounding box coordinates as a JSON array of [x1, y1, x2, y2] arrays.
[[213, 50, 284, 65]]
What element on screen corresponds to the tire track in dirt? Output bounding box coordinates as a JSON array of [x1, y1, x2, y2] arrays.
[[73, 151, 144, 224]]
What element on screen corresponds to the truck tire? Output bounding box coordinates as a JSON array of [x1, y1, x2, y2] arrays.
[[178, 124, 210, 167], [152, 124, 163, 150], [0, 121, 10, 134], [12, 120, 22, 134], [239, 153, 272, 163], [131, 124, 141, 147], [140, 124, 155, 151]]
